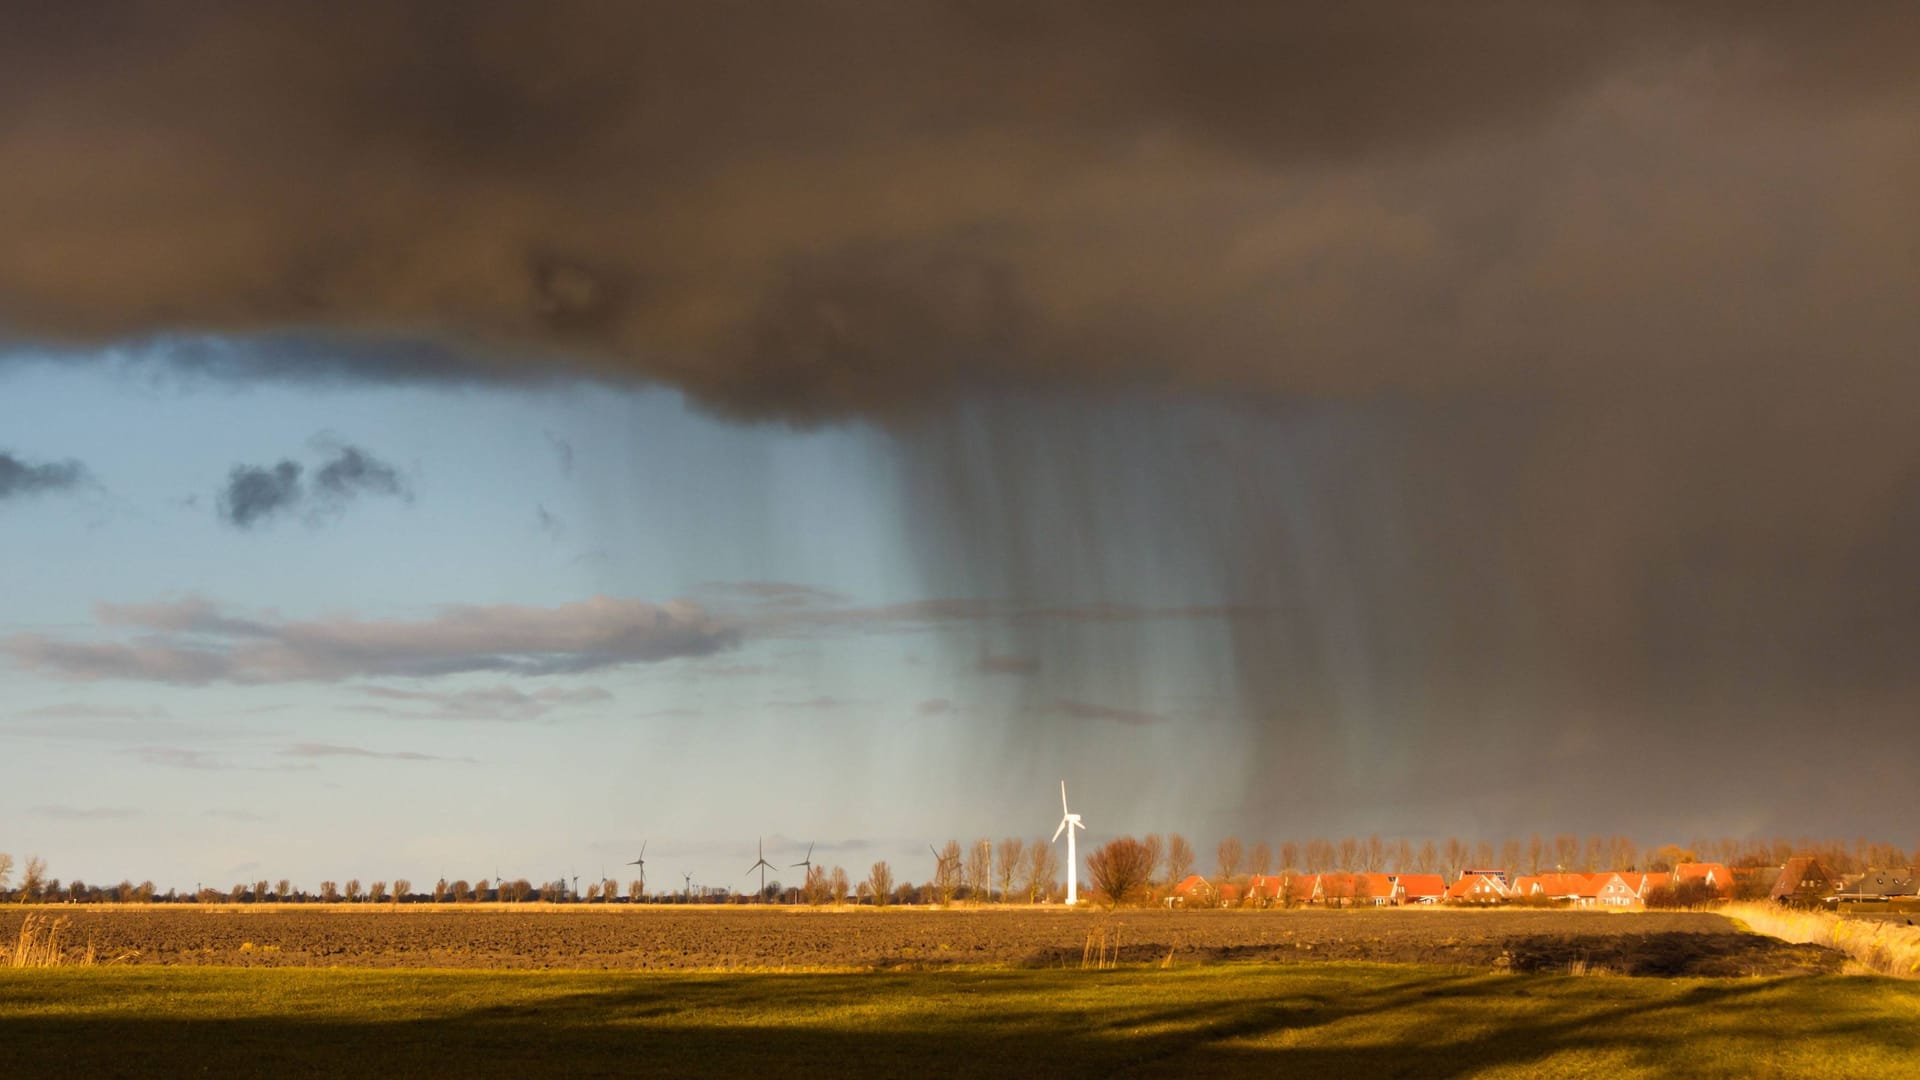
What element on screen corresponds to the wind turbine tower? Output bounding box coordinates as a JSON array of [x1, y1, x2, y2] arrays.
[[746, 838, 777, 902], [1052, 780, 1087, 905]]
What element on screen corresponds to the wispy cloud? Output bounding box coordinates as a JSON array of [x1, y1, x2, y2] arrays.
[[976, 652, 1040, 676], [280, 742, 470, 763], [0, 450, 90, 501], [31, 804, 139, 821], [918, 698, 954, 716], [543, 430, 575, 476], [205, 809, 273, 823], [764, 695, 870, 711], [5, 595, 737, 684], [125, 746, 229, 770], [356, 683, 612, 722], [1052, 698, 1167, 726]]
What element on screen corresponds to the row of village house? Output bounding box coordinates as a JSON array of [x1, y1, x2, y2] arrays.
[[1169, 858, 1916, 908]]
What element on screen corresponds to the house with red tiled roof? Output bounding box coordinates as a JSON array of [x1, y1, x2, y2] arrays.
[[1171, 874, 1217, 907], [1391, 874, 1447, 904], [1593, 872, 1666, 907], [1672, 863, 1732, 895], [1243, 874, 1289, 906], [1512, 873, 1596, 904], [1353, 873, 1395, 906], [1445, 871, 1512, 904]]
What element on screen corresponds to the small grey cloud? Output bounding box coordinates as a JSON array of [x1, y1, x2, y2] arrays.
[[312, 443, 406, 503], [0, 451, 90, 501], [535, 503, 565, 539], [5, 595, 737, 684], [976, 652, 1040, 677], [217, 440, 406, 529], [918, 698, 953, 716], [31, 804, 139, 821], [280, 741, 469, 763], [218, 460, 303, 528], [1052, 698, 1167, 727], [634, 707, 701, 719]]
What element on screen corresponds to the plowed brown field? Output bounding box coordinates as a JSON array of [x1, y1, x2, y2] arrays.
[[0, 906, 1838, 976]]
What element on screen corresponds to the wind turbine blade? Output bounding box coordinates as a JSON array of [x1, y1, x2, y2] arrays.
[[1074, 819, 1087, 830], [806, 841, 815, 860], [1052, 818, 1067, 843], [1061, 780, 1068, 815]]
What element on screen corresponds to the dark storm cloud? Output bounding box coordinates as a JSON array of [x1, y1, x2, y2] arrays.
[[217, 442, 406, 528], [0, 3, 1914, 415], [0, 451, 89, 501], [5, 4, 1920, 836]]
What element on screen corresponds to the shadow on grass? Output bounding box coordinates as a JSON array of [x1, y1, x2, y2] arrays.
[[2, 966, 1916, 1077]]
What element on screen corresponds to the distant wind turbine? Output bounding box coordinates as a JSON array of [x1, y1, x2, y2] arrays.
[[683, 872, 693, 904], [791, 842, 816, 888], [1052, 780, 1087, 905], [627, 841, 648, 895], [746, 838, 777, 902]]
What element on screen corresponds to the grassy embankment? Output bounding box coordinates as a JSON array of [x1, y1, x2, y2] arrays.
[[1725, 902, 1920, 977], [3, 965, 1917, 1077]]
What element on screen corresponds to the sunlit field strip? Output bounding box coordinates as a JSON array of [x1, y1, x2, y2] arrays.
[[2, 964, 1917, 1077]]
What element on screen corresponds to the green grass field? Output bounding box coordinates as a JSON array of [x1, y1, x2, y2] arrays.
[[3, 964, 1915, 1077]]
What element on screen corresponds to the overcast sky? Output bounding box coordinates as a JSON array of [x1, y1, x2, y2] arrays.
[[4, 3, 1918, 890]]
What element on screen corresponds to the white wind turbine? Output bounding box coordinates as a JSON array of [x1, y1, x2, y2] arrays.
[[1051, 780, 1087, 905]]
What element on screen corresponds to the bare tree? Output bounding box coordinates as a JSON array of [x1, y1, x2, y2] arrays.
[[1140, 834, 1164, 887], [1473, 841, 1494, 869], [1087, 837, 1155, 909], [629, 879, 644, 902], [392, 878, 411, 904], [997, 838, 1026, 900], [1280, 840, 1300, 873], [1443, 838, 1468, 878], [1500, 839, 1521, 879], [0, 853, 12, 894], [368, 881, 389, 903], [345, 879, 363, 902], [277, 878, 292, 902], [1337, 837, 1358, 872], [320, 880, 341, 903], [20, 856, 47, 902], [1166, 834, 1196, 884], [432, 879, 450, 903], [1249, 842, 1272, 877], [1306, 838, 1334, 872], [228, 883, 246, 903], [1025, 838, 1059, 902], [1553, 833, 1579, 871], [1527, 834, 1545, 874], [965, 838, 993, 902], [804, 865, 830, 906], [1394, 839, 1413, 873], [584, 881, 602, 902], [1416, 840, 1437, 873], [866, 861, 894, 908], [933, 840, 963, 904], [1583, 835, 1605, 873], [830, 866, 850, 905], [1216, 836, 1244, 881]]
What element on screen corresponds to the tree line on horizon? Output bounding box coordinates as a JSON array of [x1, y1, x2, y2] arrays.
[[3, 833, 1913, 906]]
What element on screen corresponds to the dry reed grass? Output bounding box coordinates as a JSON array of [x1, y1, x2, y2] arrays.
[[9, 914, 75, 967], [1724, 902, 1920, 977]]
